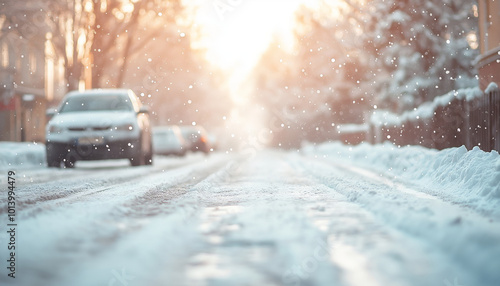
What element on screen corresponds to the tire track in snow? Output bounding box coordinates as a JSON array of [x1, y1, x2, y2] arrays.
[[0, 154, 219, 216], [0, 153, 235, 286], [45, 153, 246, 286], [2, 150, 498, 286], [291, 153, 500, 286], [184, 152, 440, 286], [5, 154, 200, 186], [183, 152, 343, 286]]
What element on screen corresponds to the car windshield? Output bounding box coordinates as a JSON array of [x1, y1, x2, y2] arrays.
[[154, 130, 179, 142], [59, 95, 133, 113]]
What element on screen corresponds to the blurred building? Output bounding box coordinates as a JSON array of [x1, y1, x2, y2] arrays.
[[0, 13, 67, 142], [477, 0, 500, 89]]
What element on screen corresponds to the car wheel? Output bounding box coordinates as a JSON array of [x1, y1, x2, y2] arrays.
[[203, 144, 210, 155], [130, 138, 145, 167], [47, 159, 61, 168], [63, 158, 76, 168], [46, 144, 62, 168], [178, 149, 187, 157], [130, 152, 145, 166], [47, 153, 61, 168], [145, 141, 153, 165], [63, 150, 79, 168]]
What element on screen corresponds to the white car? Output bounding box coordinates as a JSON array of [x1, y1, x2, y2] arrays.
[[45, 89, 153, 168], [152, 126, 186, 157]]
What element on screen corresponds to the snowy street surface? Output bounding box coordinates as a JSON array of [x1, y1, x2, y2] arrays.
[[1, 144, 500, 286]]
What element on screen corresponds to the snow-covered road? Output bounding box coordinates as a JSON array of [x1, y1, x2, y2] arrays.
[[1, 147, 499, 286]]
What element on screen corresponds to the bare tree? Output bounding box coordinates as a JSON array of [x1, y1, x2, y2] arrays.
[[90, 0, 183, 88], [41, 0, 95, 91]]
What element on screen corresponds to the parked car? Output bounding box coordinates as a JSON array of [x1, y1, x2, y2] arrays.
[[45, 89, 153, 168], [152, 126, 186, 156], [179, 126, 211, 154]]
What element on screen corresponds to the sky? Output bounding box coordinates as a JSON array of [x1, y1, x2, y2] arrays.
[[192, 0, 311, 101], [186, 0, 316, 142]]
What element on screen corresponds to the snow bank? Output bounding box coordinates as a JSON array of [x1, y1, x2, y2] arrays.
[[0, 142, 46, 168], [304, 142, 500, 218]]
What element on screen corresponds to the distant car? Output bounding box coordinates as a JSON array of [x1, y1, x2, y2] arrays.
[[180, 126, 211, 154], [45, 89, 153, 168], [152, 126, 186, 156]]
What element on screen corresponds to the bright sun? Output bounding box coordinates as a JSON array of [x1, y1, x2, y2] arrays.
[[193, 0, 310, 100]]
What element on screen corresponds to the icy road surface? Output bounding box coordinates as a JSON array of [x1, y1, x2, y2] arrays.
[[1, 151, 499, 286]]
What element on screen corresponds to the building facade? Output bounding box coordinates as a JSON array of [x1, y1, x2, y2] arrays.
[[477, 0, 500, 90], [1, 10, 70, 142]]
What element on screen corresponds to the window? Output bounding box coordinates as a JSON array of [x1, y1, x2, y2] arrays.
[[60, 95, 133, 113], [29, 52, 36, 73], [1, 43, 8, 68]]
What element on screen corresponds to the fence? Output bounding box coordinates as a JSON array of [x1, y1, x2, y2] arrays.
[[340, 83, 500, 152], [468, 83, 500, 151]]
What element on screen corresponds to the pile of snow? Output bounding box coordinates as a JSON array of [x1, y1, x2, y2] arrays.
[[304, 142, 500, 218], [0, 142, 46, 168], [370, 87, 484, 127]]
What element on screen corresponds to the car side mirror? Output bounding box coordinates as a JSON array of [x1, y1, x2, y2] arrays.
[[138, 105, 149, 114], [46, 108, 57, 121]]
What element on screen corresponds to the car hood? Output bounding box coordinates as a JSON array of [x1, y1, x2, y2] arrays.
[[49, 111, 136, 129]]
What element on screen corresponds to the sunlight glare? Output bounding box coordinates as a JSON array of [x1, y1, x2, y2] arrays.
[[193, 0, 310, 100]]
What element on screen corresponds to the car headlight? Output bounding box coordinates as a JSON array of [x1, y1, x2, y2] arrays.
[[49, 125, 63, 134], [114, 124, 134, 131]]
